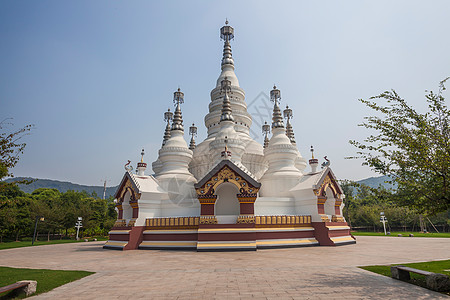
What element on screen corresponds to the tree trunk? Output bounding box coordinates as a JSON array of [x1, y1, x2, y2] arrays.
[[15, 231, 19, 242], [47, 231, 50, 242], [419, 215, 425, 232]]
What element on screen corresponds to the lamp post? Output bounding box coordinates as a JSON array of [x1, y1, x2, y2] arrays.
[[380, 212, 388, 235], [75, 217, 83, 240], [32, 216, 44, 245]]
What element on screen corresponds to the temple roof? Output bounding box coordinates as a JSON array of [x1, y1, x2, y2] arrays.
[[290, 167, 343, 195], [194, 159, 260, 189], [114, 171, 166, 199]]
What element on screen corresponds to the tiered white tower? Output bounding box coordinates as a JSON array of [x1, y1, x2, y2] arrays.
[[283, 105, 308, 172], [259, 86, 304, 197], [189, 20, 266, 180], [155, 88, 198, 211], [209, 77, 246, 166]]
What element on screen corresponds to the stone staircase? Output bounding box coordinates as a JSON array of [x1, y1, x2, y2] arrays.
[[197, 223, 256, 251]]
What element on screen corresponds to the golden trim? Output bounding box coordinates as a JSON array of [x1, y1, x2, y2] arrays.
[[237, 215, 255, 224], [331, 236, 354, 242], [199, 216, 218, 224], [113, 219, 127, 227], [105, 241, 128, 246], [331, 215, 345, 222], [197, 242, 256, 248], [195, 166, 260, 196], [140, 241, 197, 246], [145, 217, 200, 229], [256, 238, 318, 245]]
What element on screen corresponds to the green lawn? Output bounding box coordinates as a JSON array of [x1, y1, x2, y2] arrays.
[[0, 237, 108, 250], [0, 266, 93, 299], [352, 231, 450, 238], [360, 260, 450, 294]]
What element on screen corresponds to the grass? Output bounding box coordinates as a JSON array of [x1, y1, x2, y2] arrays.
[[352, 231, 450, 238], [360, 260, 450, 294], [0, 266, 94, 299], [0, 237, 108, 250]]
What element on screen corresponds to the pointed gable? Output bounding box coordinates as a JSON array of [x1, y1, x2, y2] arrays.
[[114, 171, 141, 202], [312, 167, 343, 198], [194, 159, 261, 196], [114, 171, 166, 201], [290, 167, 343, 198]]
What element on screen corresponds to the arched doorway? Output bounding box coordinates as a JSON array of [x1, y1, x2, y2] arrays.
[[214, 182, 240, 224], [324, 186, 336, 217], [122, 190, 133, 223]]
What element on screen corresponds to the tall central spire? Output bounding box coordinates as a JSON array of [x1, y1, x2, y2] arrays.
[[220, 20, 234, 68], [216, 20, 239, 88]]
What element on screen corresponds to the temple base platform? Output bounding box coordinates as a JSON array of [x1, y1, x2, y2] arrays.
[[104, 216, 355, 251]]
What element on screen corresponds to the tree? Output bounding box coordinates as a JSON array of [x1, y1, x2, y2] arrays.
[[350, 78, 450, 215], [31, 188, 64, 240], [0, 119, 34, 194]]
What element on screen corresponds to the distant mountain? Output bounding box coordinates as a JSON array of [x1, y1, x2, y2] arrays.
[[3, 177, 119, 198], [356, 175, 395, 189], [3, 175, 393, 199]]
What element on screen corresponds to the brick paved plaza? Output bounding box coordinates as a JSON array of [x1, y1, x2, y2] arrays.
[[0, 236, 449, 299]]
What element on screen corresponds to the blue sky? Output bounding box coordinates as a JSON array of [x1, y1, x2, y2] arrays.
[[1, 1, 449, 186]]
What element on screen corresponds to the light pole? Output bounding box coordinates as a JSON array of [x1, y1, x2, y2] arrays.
[[380, 212, 388, 235], [75, 217, 83, 240], [32, 216, 44, 245]]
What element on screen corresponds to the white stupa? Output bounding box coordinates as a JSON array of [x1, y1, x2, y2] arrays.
[[105, 21, 355, 251]]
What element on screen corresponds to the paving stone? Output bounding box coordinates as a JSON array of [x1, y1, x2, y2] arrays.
[[0, 236, 447, 299]]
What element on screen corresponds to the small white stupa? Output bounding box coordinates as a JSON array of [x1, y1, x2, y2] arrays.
[[105, 21, 354, 251]]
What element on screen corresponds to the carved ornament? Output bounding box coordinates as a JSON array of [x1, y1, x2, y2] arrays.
[[196, 166, 259, 197], [199, 216, 218, 224]]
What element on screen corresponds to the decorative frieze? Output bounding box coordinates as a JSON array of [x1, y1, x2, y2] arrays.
[[320, 215, 331, 222], [255, 215, 311, 226], [128, 218, 136, 227], [146, 217, 200, 229], [237, 194, 257, 203], [197, 195, 217, 204], [331, 215, 345, 222], [237, 215, 255, 224], [113, 219, 127, 228], [200, 216, 218, 224]]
